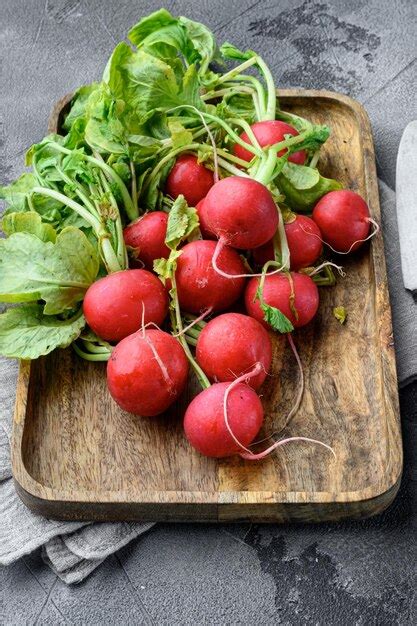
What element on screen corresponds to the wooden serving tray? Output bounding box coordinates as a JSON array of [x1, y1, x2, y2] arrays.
[[12, 89, 402, 522]]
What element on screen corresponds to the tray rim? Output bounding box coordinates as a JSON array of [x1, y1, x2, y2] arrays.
[[11, 88, 403, 521]]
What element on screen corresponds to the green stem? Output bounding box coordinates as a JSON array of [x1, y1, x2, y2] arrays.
[[217, 157, 250, 178], [73, 342, 111, 362], [48, 143, 136, 221], [252, 147, 277, 185], [213, 56, 259, 85], [170, 274, 210, 389], [99, 171, 127, 269], [31, 186, 122, 273], [255, 55, 277, 120], [32, 187, 101, 231], [130, 160, 138, 216], [82, 340, 113, 354], [310, 149, 320, 169], [167, 107, 264, 158]]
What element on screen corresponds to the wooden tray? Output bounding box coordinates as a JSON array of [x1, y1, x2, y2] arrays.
[[12, 89, 402, 523]]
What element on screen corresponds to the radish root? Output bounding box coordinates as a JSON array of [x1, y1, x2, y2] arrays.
[[172, 308, 212, 338], [222, 355, 335, 461], [212, 238, 289, 280], [308, 261, 346, 278], [299, 217, 380, 255]]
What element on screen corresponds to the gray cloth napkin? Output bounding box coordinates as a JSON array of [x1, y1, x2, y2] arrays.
[[0, 181, 415, 584]]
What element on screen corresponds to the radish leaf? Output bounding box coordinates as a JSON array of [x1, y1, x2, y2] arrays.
[[0, 304, 85, 359], [260, 302, 294, 334], [0, 228, 99, 314], [2, 212, 56, 243]]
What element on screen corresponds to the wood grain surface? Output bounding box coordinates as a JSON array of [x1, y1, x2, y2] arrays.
[[11, 89, 402, 522]]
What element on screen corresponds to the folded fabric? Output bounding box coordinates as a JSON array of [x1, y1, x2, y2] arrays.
[[0, 181, 415, 584]]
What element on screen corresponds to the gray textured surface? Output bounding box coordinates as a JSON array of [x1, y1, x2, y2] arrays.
[[1, 0, 417, 623]]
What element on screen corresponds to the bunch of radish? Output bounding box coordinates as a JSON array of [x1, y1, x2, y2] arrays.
[[81, 151, 375, 460]]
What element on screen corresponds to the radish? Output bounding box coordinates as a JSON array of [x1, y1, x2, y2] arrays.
[[245, 272, 319, 329], [200, 176, 278, 249], [196, 313, 272, 390], [165, 154, 214, 207], [196, 199, 215, 239], [233, 121, 306, 165], [123, 212, 169, 269], [83, 269, 169, 342], [252, 216, 322, 270], [312, 190, 374, 253], [184, 361, 334, 460], [183, 381, 264, 457], [107, 328, 189, 416], [175, 240, 246, 314], [285, 214, 323, 270], [252, 239, 275, 267]]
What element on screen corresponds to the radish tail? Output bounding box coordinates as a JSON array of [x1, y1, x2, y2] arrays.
[[299, 218, 380, 255]]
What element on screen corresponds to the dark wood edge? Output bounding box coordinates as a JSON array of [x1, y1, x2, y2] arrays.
[[11, 88, 403, 521], [13, 474, 401, 523]]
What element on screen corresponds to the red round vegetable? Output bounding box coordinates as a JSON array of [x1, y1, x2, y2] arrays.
[[252, 239, 275, 267], [175, 240, 246, 314], [245, 272, 319, 329], [196, 313, 272, 390], [200, 176, 278, 249], [312, 190, 371, 253], [233, 120, 306, 165], [107, 329, 189, 416], [165, 154, 214, 207], [285, 214, 323, 270], [196, 199, 215, 239], [183, 382, 263, 457], [123, 212, 169, 269], [83, 269, 169, 342]]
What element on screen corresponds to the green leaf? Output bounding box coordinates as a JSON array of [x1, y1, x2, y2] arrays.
[[282, 162, 320, 190], [178, 16, 216, 72], [0, 304, 85, 359], [0, 173, 37, 212], [127, 9, 216, 73], [62, 83, 99, 132], [167, 118, 193, 148], [216, 93, 257, 124], [333, 306, 347, 324], [0, 227, 99, 314], [260, 302, 294, 334], [165, 195, 199, 250], [278, 168, 343, 212], [105, 45, 204, 119], [153, 249, 181, 283], [220, 42, 255, 61], [2, 212, 56, 242]]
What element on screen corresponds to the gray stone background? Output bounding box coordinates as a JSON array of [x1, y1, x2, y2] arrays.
[[1, 0, 417, 623]]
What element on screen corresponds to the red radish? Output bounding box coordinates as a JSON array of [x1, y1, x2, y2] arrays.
[[233, 121, 306, 165], [196, 313, 272, 390], [200, 176, 278, 249], [183, 381, 263, 457], [252, 216, 322, 270], [175, 240, 246, 314], [252, 239, 275, 267], [285, 215, 323, 270], [196, 199, 215, 239], [107, 329, 189, 416], [245, 272, 319, 329], [165, 154, 214, 206], [312, 190, 371, 253], [123, 212, 169, 269], [83, 269, 168, 342]]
